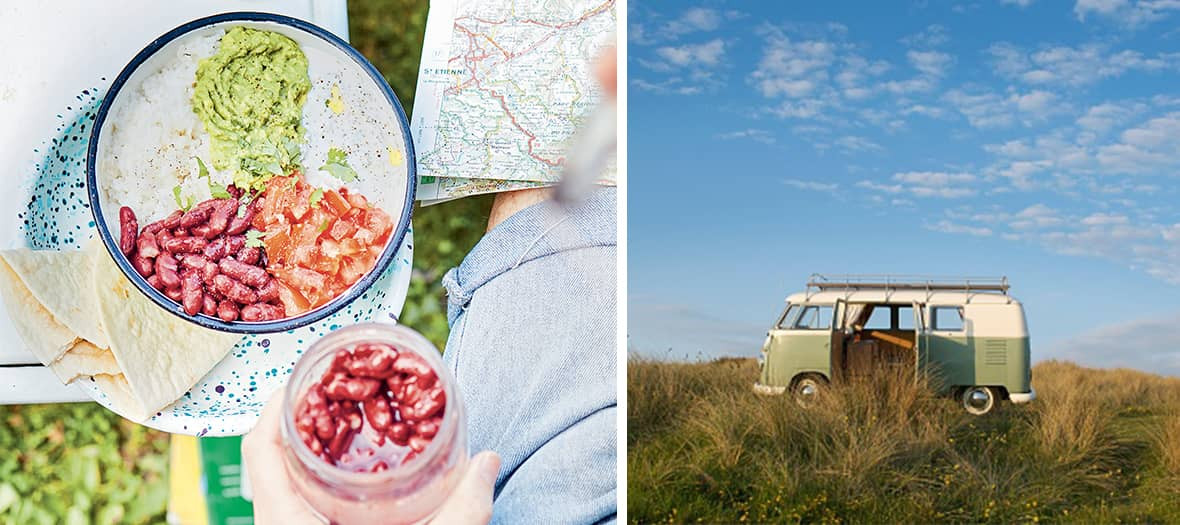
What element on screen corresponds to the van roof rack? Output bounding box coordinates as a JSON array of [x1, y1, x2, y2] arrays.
[[807, 274, 1010, 294]]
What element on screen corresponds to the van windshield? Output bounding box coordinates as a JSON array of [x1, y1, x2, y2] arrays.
[[793, 305, 833, 330], [776, 304, 801, 329]]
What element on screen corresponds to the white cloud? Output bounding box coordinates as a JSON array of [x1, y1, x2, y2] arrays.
[[907, 50, 953, 77], [656, 39, 726, 67], [835, 135, 883, 152], [783, 178, 838, 192], [1077, 101, 1148, 132], [1001, 0, 1036, 6], [716, 128, 776, 144], [1074, 0, 1180, 28], [927, 220, 994, 236], [1095, 111, 1180, 174], [1048, 313, 1180, 376], [987, 42, 1177, 86], [750, 31, 838, 98], [944, 88, 1069, 129], [900, 24, 950, 47], [857, 171, 978, 198], [631, 78, 703, 95]]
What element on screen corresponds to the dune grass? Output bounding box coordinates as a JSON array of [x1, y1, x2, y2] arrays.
[[628, 358, 1180, 523]]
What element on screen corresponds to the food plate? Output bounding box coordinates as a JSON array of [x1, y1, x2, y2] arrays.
[[16, 12, 416, 435]]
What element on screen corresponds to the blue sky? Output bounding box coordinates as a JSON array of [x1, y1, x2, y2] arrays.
[[628, 0, 1180, 374]]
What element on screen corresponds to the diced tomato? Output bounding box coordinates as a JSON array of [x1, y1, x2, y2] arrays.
[[364, 209, 393, 238], [354, 227, 377, 245], [342, 189, 368, 209], [328, 218, 357, 241], [276, 279, 311, 314], [323, 190, 350, 216], [339, 255, 367, 285], [264, 227, 293, 265], [339, 238, 362, 257]]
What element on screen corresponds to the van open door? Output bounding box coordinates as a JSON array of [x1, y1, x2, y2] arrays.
[[913, 301, 925, 385], [830, 298, 847, 382]]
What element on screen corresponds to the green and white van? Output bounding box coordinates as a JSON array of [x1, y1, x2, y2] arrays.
[[754, 275, 1036, 415]]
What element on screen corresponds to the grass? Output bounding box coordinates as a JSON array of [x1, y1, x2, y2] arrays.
[[0, 1, 489, 522], [628, 357, 1180, 523]]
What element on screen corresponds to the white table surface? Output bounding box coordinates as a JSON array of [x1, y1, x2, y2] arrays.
[[0, 0, 349, 403]]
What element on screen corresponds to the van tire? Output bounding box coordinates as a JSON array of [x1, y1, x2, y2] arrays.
[[960, 386, 997, 415], [791, 374, 827, 408]]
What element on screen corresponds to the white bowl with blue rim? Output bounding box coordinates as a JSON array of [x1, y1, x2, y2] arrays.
[[81, 12, 416, 435]]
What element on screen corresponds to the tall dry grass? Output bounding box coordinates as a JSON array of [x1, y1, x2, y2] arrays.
[[629, 357, 1180, 523]]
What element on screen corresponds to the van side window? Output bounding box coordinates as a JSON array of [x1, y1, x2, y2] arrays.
[[776, 305, 800, 329], [864, 306, 891, 329], [897, 306, 914, 330], [932, 306, 964, 331], [793, 305, 833, 330]]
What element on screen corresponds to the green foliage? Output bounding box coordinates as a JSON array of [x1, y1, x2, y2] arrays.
[[0, 404, 169, 524], [628, 358, 1180, 524]]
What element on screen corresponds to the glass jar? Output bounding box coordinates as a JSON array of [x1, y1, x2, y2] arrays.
[[281, 322, 468, 524]]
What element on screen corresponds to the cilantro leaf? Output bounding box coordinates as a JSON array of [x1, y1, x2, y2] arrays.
[[244, 229, 266, 248], [195, 157, 209, 179], [172, 186, 192, 211], [309, 188, 324, 208], [319, 147, 358, 182], [195, 157, 232, 198], [317, 218, 330, 233]]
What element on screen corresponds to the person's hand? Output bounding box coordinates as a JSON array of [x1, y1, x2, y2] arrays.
[[242, 387, 502, 525]]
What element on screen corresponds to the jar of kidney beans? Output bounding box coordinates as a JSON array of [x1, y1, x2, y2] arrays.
[[281, 323, 468, 524]]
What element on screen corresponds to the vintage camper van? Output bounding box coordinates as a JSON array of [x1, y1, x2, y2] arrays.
[[755, 275, 1036, 415]]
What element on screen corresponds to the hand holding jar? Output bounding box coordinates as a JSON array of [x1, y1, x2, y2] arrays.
[[242, 323, 501, 525]]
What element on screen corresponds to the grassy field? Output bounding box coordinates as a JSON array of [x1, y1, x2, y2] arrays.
[[0, 1, 488, 522], [628, 358, 1180, 523]]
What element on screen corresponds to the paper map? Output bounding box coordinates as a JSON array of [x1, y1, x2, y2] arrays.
[[411, 0, 617, 204]]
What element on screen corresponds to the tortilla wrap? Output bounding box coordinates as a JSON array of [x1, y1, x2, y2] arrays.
[[0, 258, 77, 363], [49, 340, 120, 384], [0, 248, 109, 348], [89, 373, 144, 422], [90, 242, 241, 420]]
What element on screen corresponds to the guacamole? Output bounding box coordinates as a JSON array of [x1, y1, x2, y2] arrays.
[[192, 27, 310, 192]]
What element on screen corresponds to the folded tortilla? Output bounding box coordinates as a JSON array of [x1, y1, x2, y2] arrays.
[[0, 241, 241, 423], [49, 340, 120, 384], [90, 241, 241, 421], [0, 248, 109, 348], [0, 258, 77, 363]]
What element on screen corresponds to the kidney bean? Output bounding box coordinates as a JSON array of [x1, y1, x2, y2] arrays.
[[226, 235, 246, 253], [257, 279, 279, 303], [156, 229, 173, 249], [180, 253, 210, 273], [191, 224, 212, 239], [346, 347, 398, 379], [362, 397, 393, 433], [303, 433, 325, 456], [236, 245, 261, 265], [225, 204, 255, 235], [205, 199, 235, 238], [161, 210, 183, 229], [306, 384, 329, 412], [408, 435, 430, 454], [155, 253, 180, 289], [393, 353, 435, 384], [327, 418, 355, 460], [404, 386, 445, 421], [315, 410, 336, 441], [241, 303, 283, 322], [180, 271, 203, 316], [179, 206, 211, 229], [172, 228, 189, 238], [324, 374, 382, 401], [219, 258, 268, 287], [213, 274, 258, 304], [387, 422, 411, 446], [201, 261, 219, 287], [296, 411, 315, 435], [202, 295, 218, 317], [135, 231, 159, 258], [164, 287, 183, 302], [118, 207, 138, 256], [131, 254, 154, 278], [216, 300, 239, 322], [146, 274, 163, 291], [370, 461, 389, 473], [203, 237, 228, 260], [415, 419, 440, 439], [162, 236, 207, 254], [329, 351, 352, 373]]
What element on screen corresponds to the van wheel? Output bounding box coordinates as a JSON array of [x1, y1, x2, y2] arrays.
[[791, 374, 826, 408], [960, 386, 997, 415]]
